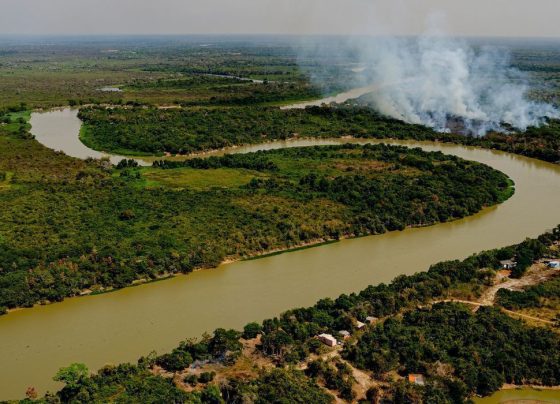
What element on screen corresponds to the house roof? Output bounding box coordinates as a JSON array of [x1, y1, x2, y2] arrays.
[[500, 259, 515, 264], [318, 333, 335, 339], [408, 374, 426, 385]]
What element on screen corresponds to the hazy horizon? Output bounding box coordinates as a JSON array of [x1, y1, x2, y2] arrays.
[[1, 0, 560, 38]]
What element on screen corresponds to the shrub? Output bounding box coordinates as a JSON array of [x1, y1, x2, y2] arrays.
[[243, 322, 262, 339]]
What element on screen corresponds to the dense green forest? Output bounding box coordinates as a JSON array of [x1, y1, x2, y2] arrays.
[[465, 119, 560, 163], [79, 103, 560, 163], [24, 227, 560, 403], [78, 105, 435, 155], [0, 138, 512, 311], [31, 364, 333, 403], [345, 305, 559, 397]]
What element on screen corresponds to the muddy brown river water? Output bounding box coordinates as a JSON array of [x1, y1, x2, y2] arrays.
[[0, 108, 558, 399], [475, 388, 560, 403]]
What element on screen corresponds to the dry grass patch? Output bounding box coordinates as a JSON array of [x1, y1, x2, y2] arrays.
[[142, 167, 266, 190]]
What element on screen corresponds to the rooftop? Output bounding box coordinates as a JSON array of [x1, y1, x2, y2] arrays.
[[408, 374, 426, 386]]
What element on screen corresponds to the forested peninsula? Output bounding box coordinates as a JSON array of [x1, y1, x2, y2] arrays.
[[0, 137, 512, 312], [79, 104, 560, 163]]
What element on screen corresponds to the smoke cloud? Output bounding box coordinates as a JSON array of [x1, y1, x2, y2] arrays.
[[299, 26, 559, 135], [359, 36, 559, 135]]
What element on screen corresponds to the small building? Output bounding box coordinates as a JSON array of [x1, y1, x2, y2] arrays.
[[366, 316, 378, 324], [548, 261, 560, 269], [318, 333, 337, 347], [500, 259, 517, 269], [408, 374, 426, 386], [355, 321, 366, 330], [338, 330, 351, 340]]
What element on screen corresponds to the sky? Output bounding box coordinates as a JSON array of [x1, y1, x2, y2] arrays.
[[1, 0, 560, 37]]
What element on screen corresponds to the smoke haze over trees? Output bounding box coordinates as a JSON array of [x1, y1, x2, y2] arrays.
[[298, 12, 560, 135], [358, 36, 559, 135]]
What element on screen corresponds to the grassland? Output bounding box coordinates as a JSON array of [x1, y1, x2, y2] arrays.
[[1, 36, 558, 110], [141, 167, 268, 190], [0, 37, 346, 109]]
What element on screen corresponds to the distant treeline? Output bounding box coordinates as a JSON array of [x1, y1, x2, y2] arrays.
[[127, 74, 323, 106], [153, 153, 278, 171]]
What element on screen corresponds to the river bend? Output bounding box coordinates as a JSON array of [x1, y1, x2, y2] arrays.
[[0, 108, 557, 399]]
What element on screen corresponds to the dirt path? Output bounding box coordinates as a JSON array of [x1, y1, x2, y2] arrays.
[[347, 359, 378, 401], [297, 345, 380, 402], [434, 264, 558, 325], [502, 309, 555, 324], [478, 265, 557, 305], [436, 298, 555, 325]]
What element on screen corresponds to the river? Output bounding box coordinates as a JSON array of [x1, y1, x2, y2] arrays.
[[29, 108, 150, 166], [475, 388, 560, 403], [0, 109, 557, 399], [280, 84, 378, 109]]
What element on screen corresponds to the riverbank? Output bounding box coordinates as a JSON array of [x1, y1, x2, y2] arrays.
[[4, 238, 341, 314], [28, 228, 560, 403]]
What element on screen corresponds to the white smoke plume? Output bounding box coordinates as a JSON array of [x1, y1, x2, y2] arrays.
[[297, 14, 559, 136], [358, 35, 559, 135]]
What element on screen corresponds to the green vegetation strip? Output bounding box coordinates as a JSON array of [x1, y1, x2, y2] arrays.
[[79, 104, 560, 164], [77, 105, 435, 156]]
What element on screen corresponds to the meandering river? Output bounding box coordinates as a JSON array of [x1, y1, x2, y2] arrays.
[[1, 109, 559, 399]]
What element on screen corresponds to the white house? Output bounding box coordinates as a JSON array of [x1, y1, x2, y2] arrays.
[[408, 374, 426, 386], [366, 316, 378, 324], [338, 330, 351, 340], [318, 334, 337, 347], [356, 321, 366, 330], [500, 259, 517, 269], [548, 261, 560, 269]]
